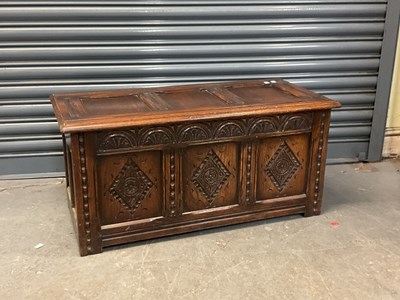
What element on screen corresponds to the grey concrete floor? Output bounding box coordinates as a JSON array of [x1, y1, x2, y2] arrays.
[[0, 160, 400, 300]]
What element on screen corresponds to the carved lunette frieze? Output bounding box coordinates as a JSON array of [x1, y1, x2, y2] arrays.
[[97, 113, 312, 153]]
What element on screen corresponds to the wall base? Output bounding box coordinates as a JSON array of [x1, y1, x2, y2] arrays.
[[383, 128, 400, 158]]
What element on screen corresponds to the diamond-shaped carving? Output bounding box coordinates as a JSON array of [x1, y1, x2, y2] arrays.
[[264, 142, 300, 191], [192, 150, 231, 203], [109, 159, 153, 214]]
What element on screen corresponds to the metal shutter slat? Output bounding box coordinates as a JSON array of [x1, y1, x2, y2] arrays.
[[0, 0, 397, 177]]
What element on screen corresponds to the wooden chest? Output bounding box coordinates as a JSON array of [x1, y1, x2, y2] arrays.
[[51, 79, 340, 256]]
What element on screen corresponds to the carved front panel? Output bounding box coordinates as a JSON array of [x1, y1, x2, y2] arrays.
[[257, 134, 310, 200], [191, 149, 232, 203], [182, 143, 239, 212], [109, 159, 154, 214], [264, 142, 300, 192], [97, 151, 163, 225]]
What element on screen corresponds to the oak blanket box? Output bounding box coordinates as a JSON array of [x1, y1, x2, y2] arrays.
[[50, 79, 341, 256]]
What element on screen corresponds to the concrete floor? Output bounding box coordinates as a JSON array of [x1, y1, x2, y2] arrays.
[[0, 160, 399, 300]]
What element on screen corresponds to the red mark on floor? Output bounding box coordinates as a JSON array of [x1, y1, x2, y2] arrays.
[[329, 221, 340, 227]]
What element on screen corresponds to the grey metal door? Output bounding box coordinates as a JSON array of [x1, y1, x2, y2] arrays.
[[1, 0, 399, 178]]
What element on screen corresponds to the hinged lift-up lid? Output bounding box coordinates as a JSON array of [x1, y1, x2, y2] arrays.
[[51, 79, 341, 133]]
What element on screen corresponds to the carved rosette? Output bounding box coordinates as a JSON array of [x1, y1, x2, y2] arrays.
[[109, 159, 153, 214], [264, 142, 300, 192], [192, 150, 231, 203]]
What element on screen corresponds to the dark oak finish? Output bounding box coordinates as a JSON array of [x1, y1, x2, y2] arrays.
[[51, 79, 340, 256]]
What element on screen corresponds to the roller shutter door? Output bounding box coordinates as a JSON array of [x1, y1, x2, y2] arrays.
[[0, 0, 399, 178]]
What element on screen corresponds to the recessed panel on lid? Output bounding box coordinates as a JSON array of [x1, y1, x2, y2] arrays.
[[227, 86, 303, 105], [79, 95, 151, 117], [158, 90, 230, 110]]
